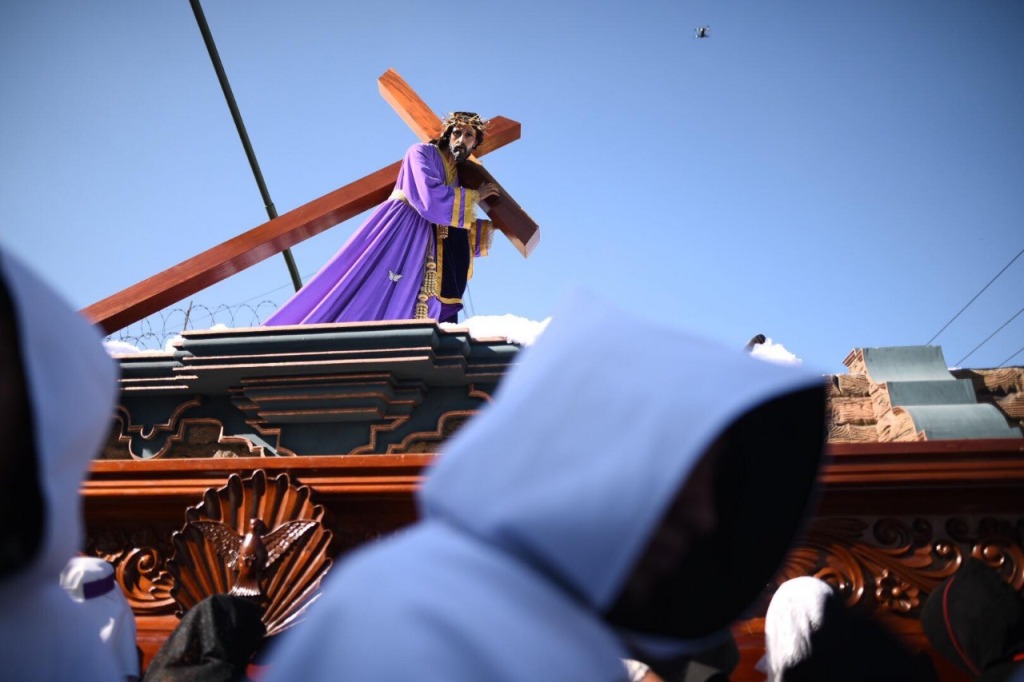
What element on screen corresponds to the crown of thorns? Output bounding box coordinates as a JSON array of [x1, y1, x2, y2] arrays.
[[440, 112, 489, 131]]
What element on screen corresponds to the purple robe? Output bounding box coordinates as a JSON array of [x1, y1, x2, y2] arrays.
[[265, 143, 493, 325]]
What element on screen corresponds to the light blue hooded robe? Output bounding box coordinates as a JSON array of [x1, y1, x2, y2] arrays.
[[0, 248, 121, 681], [264, 292, 826, 680]]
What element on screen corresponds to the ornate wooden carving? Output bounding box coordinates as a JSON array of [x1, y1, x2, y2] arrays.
[[778, 515, 1024, 618], [87, 527, 177, 615], [84, 409, 1020, 679], [167, 470, 332, 636]]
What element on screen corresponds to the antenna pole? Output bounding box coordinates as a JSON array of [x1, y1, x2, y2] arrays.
[[189, 0, 303, 292]]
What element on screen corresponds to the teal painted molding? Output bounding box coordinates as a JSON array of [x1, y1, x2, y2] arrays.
[[107, 322, 523, 458]]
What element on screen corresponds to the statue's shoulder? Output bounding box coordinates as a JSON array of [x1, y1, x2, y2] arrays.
[[404, 142, 441, 168], [409, 141, 439, 156]]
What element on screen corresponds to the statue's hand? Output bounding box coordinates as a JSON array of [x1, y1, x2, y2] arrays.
[[477, 182, 500, 203]]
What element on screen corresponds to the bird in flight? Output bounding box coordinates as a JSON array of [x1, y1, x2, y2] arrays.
[[695, 26, 710, 39]]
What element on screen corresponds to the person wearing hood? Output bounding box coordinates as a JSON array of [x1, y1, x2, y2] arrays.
[[922, 557, 1024, 681], [0, 247, 122, 680], [263, 290, 828, 681]]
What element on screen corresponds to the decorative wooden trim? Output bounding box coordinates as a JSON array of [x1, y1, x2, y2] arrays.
[[81, 440, 1022, 680], [822, 439, 1024, 490], [85, 455, 433, 499], [781, 516, 1023, 613], [84, 441, 1024, 499], [87, 526, 177, 615]]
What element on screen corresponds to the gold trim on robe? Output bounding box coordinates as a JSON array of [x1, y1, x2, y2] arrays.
[[464, 190, 478, 227], [425, 147, 493, 309], [450, 189, 463, 228]]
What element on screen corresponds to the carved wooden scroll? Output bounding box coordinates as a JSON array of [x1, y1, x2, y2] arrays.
[[88, 526, 177, 616], [778, 515, 1024, 619]]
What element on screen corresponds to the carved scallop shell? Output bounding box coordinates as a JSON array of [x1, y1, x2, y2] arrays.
[[167, 469, 333, 636]]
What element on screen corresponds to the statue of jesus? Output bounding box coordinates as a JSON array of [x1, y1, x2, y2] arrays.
[[264, 112, 499, 325]]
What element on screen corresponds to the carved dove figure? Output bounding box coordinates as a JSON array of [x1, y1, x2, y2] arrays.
[[193, 517, 318, 599]]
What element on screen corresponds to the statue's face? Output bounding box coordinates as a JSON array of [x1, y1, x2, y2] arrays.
[[448, 123, 479, 163]]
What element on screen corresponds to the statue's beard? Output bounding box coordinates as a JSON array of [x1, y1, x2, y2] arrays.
[[450, 144, 470, 164]]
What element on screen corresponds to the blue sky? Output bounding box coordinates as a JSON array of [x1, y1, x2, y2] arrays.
[[2, 0, 1022, 374]]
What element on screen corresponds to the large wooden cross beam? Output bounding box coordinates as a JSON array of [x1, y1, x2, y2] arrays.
[[82, 69, 536, 334]]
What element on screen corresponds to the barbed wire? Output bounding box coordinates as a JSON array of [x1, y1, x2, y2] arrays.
[[107, 300, 279, 351]]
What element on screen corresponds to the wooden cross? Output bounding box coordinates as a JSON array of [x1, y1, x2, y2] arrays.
[[82, 69, 539, 334]]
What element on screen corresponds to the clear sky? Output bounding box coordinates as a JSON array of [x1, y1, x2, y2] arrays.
[[2, 0, 1022, 374]]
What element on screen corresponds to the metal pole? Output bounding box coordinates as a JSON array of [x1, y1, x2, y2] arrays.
[[189, 0, 303, 292]]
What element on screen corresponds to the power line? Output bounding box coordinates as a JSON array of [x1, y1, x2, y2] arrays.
[[239, 275, 312, 305], [998, 345, 1024, 368], [926, 247, 1024, 345], [954, 306, 1024, 366]]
